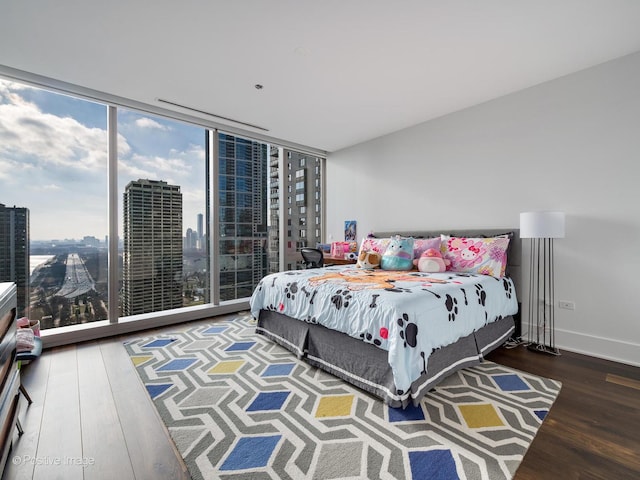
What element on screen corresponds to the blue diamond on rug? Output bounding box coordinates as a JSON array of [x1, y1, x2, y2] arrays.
[[202, 325, 228, 334], [225, 341, 256, 351], [262, 363, 295, 377], [247, 391, 290, 411], [409, 449, 459, 480], [220, 435, 282, 470], [492, 374, 530, 391], [143, 338, 176, 348], [157, 358, 197, 371], [388, 403, 425, 422], [534, 410, 548, 420], [146, 383, 173, 399]]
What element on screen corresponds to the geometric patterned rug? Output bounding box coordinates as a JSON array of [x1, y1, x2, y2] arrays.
[[123, 313, 561, 480]]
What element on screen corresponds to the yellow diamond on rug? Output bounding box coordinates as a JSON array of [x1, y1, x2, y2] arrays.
[[459, 403, 504, 428], [130, 355, 153, 366], [315, 394, 354, 418], [208, 360, 244, 374]]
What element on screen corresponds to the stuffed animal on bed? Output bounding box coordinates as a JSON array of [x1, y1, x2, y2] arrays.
[[413, 248, 450, 273], [380, 235, 414, 271], [356, 250, 381, 269]]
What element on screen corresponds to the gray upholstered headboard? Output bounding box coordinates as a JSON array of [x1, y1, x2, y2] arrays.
[[372, 228, 522, 294]]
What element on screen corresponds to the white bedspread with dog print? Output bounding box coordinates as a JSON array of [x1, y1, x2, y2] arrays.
[[250, 266, 518, 395]]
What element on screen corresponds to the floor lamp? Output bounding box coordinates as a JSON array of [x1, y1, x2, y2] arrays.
[[520, 211, 565, 355]]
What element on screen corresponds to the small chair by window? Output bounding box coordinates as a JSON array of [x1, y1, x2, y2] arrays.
[[301, 248, 324, 268]]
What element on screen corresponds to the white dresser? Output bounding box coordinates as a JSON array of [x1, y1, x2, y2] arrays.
[[0, 282, 19, 475]]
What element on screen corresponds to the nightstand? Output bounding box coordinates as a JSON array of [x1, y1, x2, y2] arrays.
[[325, 256, 357, 265]]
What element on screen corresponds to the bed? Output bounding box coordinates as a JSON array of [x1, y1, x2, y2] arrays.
[[250, 229, 521, 408]]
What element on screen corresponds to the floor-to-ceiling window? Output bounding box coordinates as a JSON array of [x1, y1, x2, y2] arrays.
[[216, 133, 268, 301], [281, 149, 324, 270], [0, 79, 108, 327], [117, 109, 209, 318], [0, 75, 325, 337]]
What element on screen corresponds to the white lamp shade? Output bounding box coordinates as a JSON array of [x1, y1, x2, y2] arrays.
[[520, 211, 565, 239]]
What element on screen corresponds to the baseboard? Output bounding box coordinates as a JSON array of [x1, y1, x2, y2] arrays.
[[40, 300, 250, 349], [522, 322, 640, 368]]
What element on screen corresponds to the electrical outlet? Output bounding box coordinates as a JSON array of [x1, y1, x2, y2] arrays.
[[558, 301, 575, 310]]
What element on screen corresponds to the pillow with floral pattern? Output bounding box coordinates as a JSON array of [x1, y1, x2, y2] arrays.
[[413, 237, 442, 259], [440, 234, 510, 278], [356, 237, 390, 268]]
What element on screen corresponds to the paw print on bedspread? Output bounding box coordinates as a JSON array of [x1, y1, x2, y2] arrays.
[[265, 303, 279, 312], [285, 282, 299, 300], [503, 278, 513, 299], [331, 289, 352, 310], [359, 328, 386, 347], [304, 315, 318, 324], [475, 283, 489, 322], [397, 313, 418, 348], [445, 294, 458, 321]]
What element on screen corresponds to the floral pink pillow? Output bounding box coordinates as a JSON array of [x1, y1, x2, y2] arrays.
[[413, 237, 442, 259], [356, 237, 390, 268], [440, 235, 510, 278], [359, 237, 390, 255]]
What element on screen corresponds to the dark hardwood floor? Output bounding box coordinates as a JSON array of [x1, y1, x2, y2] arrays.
[[487, 345, 640, 479], [3, 314, 639, 479]]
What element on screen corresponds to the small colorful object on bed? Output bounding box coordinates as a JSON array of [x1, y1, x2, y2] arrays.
[[356, 250, 382, 269], [441, 234, 511, 278], [413, 248, 449, 273], [380, 235, 414, 271]]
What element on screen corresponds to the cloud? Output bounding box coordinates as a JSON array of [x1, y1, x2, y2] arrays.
[[0, 79, 208, 239], [0, 79, 31, 103], [0, 91, 108, 172], [117, 132, 132, 157], [135, 117, 170, 130]]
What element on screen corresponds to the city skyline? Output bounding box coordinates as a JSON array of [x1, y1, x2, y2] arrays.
[[0, 79, 207, 241], [1, 76, 319, 328]]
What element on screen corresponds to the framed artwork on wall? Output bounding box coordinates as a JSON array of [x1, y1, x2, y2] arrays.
[[345, 220, 356, 241]]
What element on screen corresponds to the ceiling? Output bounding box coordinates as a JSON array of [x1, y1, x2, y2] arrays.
[[2, 1, 640, 153]]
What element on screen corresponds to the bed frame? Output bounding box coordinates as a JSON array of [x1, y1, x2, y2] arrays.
[[256, 228, 521, 408]]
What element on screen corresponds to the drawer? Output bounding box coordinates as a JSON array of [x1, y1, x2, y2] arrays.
[[0, 321, 16, 362], [0, 305, 15, 342], [0, 369, 20, 471]]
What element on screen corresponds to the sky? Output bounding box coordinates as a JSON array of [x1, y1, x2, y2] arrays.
[[0, 79, 207, 241]]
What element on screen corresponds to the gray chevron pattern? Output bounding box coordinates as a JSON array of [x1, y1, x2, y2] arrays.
[[124, 313, 561, 480]]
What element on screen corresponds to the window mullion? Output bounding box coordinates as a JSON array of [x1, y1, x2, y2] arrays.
[[107, 105, 119, 323]]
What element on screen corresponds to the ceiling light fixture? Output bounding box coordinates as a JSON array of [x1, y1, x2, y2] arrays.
[[157, 98, 269, 131]]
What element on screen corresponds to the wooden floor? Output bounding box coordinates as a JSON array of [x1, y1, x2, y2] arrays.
[[3, 315, 640, 480]]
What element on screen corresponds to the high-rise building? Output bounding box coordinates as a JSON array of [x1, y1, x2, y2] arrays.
[[267, 150, 323, 271], [122, 179, 183, 316], [217, 133, 268, 301], [0, 204, 30, 317], [184, 227, 197, 250], [197, 213, 203, 250], [267, 145, 280, 273]]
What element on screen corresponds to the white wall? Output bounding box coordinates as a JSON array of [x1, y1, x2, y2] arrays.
[[326, 52, 640, 367]]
